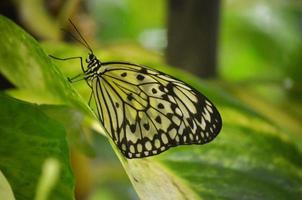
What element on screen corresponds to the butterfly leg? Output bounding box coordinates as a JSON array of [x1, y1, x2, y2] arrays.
[[49, 55, 89, 82], [85, 82, 99, 117], [67, 73, 86, 83], [88, 90, 93, 106], [87, 84, 96, 108], [87, 90, 102, 121], [49, 55, 86, 73]]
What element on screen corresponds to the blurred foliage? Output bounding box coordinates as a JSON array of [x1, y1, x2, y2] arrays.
[[0, 170, 15, 200], [1, 12, 302, 200], [0, 94, 74, 199], [88, 0, 166, 40], [218, 0, 302, 150], [220, 1, 302, 83]]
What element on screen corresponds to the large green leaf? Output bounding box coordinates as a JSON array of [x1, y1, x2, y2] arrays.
[[0, 15, 90, 115], [1, 15, 302, 200], [0, 170, 15, 200], [0, 94, 74, 199]]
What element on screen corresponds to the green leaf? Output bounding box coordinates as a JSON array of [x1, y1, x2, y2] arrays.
[[0, 15, 90, 116], [0, 170, 15, 200], [35, 158, 61, 200], [40, 105, 96, 157], [0, 94, 74, 199]]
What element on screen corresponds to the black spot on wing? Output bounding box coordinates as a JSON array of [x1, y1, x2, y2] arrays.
[[130, 124, 136, 133], [136, 74, 145, 80], [127, 93, 133, 101], [157, 103, 164, 109], [155, 116, 162, 124], [143, 123, 150, 130], [152, 88, 157, 94]]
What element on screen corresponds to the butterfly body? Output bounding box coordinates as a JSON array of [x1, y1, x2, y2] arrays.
[[82, 53, 222, 159]]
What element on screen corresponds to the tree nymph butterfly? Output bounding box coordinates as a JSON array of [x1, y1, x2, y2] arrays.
[[50, 20, 222, 159]]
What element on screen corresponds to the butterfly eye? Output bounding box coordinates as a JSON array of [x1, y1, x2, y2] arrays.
[[89, 54, 94, 60]]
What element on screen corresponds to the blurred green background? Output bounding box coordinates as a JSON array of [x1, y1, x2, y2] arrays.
[[0, 0, 301, 200]]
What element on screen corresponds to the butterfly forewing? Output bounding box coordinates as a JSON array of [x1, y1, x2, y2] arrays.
[[90, 62, 222, 158]]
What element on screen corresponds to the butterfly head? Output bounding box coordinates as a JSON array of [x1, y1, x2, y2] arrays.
[[86, 52, 96, 63], [85, 52, 102, 73]]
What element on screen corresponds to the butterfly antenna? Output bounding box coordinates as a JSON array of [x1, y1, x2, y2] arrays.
[[68, 19, 93, 53], [61, 28, 90, 50]]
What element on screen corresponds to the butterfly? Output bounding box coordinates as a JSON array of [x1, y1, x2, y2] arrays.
[[51, 20, 222, 159]]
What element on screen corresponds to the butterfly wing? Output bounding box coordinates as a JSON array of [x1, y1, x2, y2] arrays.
[[91, 62, 222, 158]]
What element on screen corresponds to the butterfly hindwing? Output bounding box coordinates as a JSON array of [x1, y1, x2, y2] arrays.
[[91, 62, 222, 158]]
